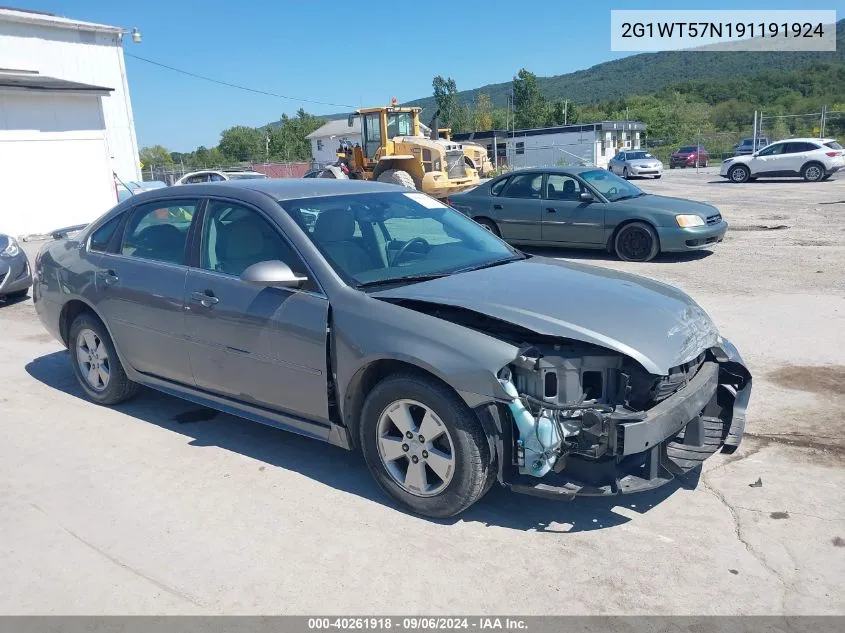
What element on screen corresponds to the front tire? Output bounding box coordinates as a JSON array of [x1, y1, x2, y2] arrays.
[[728, 165, 750, 183], [622, 167, 629, 179], [377, 169, 417, 190], [614, 221, 660, 262], [69, 313, 139, 405], [473, 217, 501, 236], [359, 373, 493, 518], [802, 162, 825, 182]]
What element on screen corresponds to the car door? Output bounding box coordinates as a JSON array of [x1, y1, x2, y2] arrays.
[[492, 172, 544, 242], [541, 173, 605, 245], [183, 198, 330, 424], [747, 142, 788, 175], [93, 199, 199, 385], [783, 142, 817, 174]]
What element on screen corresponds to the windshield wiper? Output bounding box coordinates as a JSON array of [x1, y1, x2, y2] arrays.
[[452, 255, 524, 275], [614, 192, 645, 201], [357, 272, 452, 289]]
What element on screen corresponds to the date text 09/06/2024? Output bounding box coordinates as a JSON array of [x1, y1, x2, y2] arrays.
[[307, 618, 528, 630]]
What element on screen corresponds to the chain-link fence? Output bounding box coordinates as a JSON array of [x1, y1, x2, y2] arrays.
[[141, 160, 325, 184]]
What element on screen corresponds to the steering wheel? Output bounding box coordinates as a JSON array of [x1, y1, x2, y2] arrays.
[[605, 186, 618, 197], [391, 237, 430, 266]]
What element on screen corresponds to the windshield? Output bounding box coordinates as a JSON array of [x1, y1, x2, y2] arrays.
[[281, 191, 522, 287], [626, 151, 654, 160], [579, 169, 644, 202], [678, 146, 698, 153]]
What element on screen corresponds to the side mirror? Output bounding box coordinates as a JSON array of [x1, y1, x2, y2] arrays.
[[240, 260, 307, 289], [347, 114, 354, 127], [751, 151, 759, 157], [579, 192, 594, 202]]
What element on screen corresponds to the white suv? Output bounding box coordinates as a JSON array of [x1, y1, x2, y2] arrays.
[[173, 169, 269, 185], [721, 138, 844, 183]]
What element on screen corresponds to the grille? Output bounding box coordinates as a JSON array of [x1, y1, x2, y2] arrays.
[[652, 351, 706, 403], [446, 150, 467, 179], [706, 214, 722, 225]]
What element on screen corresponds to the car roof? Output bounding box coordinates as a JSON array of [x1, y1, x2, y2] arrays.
[[770, 137, 836, 144], [163, 177, 408, 201], [493, 166, 600, 177]]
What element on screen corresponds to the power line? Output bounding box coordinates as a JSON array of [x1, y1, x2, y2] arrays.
[[124, 52, 355, 109]]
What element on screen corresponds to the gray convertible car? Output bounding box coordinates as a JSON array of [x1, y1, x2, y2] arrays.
[[448, 167, 727, 262], [33, 179, 751, 517]]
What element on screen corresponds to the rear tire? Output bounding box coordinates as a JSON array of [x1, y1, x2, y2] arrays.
[[728, 165, 750, 183], [69, 313, 139, 405], [359, 373, 493, 518], [473, 217, 501, 236], [614, 221, 660, 262], [801, 162, 825, 182], [377, 169, 417, 190]]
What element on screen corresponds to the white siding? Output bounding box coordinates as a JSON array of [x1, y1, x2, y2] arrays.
[[310, 132, 362, 164], [0, 19, 141, 184], [505, 131, 597, 169], [0, 92, 116, 236]]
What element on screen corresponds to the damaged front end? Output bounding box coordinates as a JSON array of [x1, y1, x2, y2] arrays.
[[491, 338, 751, 499]]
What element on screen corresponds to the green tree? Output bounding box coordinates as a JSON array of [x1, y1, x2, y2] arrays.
[[512, 68, 547, 129], [218, 126, 264, 162], [139, 145, 173, 167], [545, 99, 579, 126], [473, 92, 493, 130], [432, 75, 461, 128]]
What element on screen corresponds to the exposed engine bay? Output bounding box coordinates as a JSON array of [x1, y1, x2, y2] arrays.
[[379, 298, 752, 496], [499, 342, 708, 479]]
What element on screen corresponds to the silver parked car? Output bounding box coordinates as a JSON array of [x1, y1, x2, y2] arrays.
[[0, 232, 32, 300], [33, 179, 751, 517], [608, 150, 663, 179]]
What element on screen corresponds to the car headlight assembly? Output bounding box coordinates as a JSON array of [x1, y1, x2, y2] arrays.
[[1, 238, 20, 257], [676, 214, 705, 228]]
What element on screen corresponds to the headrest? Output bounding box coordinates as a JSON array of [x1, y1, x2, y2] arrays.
[[220, 220, 264, 260], [314, 208, 356, 242]]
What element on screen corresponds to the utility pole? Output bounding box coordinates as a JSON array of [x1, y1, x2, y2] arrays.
[[564, 99, 568, 126], [265, 133, 270, 164], [820, 104, 826, 137]]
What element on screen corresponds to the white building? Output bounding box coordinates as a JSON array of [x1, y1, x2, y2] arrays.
[[306, 117, 432, 165], [453, 121, 646, 170], [0, 7, 141, 237]]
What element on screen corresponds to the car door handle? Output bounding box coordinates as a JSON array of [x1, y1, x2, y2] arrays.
[[546, 207, 557, 213], [493, 204, 503, 210], [99, 270, 119, 285], [190, 291, 219, 307]]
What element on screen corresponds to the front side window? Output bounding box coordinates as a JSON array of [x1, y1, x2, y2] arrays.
[[121, 200, 197, 264], [200, 201, 302, 277], [501, 173, 542, 199], [89, 215, 122, 252], [282, 191, 521, 287], [757, 143, 787, 156], [546, 174, 582, 201], [580, 169, 644, 202]]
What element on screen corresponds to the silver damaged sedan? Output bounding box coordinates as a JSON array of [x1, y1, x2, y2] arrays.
[[33, 179, 751, 517]]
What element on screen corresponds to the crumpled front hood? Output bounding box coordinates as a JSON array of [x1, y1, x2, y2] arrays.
[[372, 258, 720, 375]]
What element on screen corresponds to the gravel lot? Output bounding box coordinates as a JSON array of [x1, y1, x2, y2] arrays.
[[1, 169, 843, 615]]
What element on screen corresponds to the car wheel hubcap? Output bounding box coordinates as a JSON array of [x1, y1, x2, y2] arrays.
[[76, 328, 110, 392], [376, 399, 455, 497], [732, 168, 746, 182], [620, 228, 651, 260], [807, 166, 821, 180]]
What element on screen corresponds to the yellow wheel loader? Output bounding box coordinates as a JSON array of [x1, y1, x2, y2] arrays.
[[437, 128, 495, 177], [320, 100, 479, 198]]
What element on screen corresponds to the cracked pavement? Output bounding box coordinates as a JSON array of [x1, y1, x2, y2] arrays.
[[1, 171, 844, 614]]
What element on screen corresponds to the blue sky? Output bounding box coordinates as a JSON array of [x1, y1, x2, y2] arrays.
[[28, 1, 842, 151]]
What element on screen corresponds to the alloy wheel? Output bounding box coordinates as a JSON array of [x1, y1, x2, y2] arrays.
[[376, 399, 456, 497], [76, 328, 110, 392]]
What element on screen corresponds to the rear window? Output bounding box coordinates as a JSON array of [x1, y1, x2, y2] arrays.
[[678, 146, 697, 152], [824, 141, 843, 150], [490, 177, 510, 196]]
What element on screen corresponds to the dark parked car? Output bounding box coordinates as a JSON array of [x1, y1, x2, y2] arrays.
[[0, 232, 32, 300], [447, 167, 728, 262], [669, 146, 710, 169], [734, 137, 769, 156], [33, 179, 751, 517]]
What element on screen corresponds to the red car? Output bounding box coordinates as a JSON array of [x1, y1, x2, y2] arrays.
[[669, 146, 710, 168]]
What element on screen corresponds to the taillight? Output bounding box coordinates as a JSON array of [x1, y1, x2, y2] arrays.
[[825, 151, 840, 157]]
